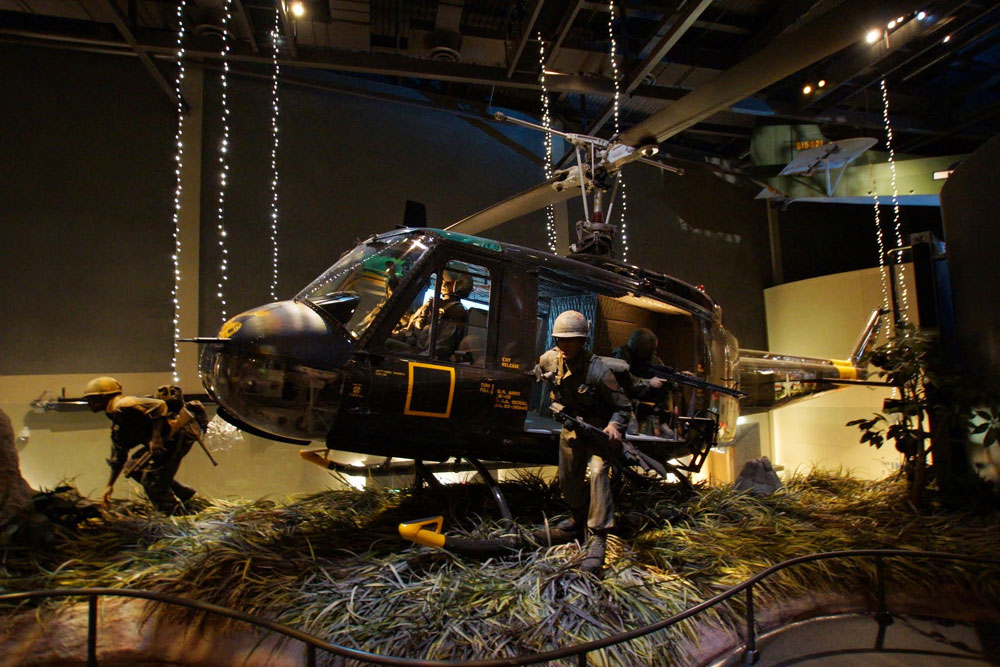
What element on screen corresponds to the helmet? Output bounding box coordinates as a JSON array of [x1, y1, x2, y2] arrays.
[[442, 268, 474, 299], [552, 310, 590, 339], [627, 328, 658, 358], [84, 376, 122, 397]]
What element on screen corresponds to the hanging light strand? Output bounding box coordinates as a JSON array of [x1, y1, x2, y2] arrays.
[[169, 0, 189, 383], [215, 0, 233, 322], [880, 77, 908, 321], [268, 5, 282, 301], [538, 33, 557, 254], [870, 188, 891, 315], [608, 0, 629, 263]]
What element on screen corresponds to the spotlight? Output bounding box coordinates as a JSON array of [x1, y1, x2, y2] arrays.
[[943, 34, 951, 43], [290, 1, 305, 17], [917, 11, 927, 20], [802, 84, 813, 95], [865, 28, 881, 44], [887, 20, 897, 29], [818, 79, 827, 88], [897, 16, 905, 23]]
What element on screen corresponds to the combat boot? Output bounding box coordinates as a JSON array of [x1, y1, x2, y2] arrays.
[[580, 529, 608, 574], [556, 507, 587, 536]]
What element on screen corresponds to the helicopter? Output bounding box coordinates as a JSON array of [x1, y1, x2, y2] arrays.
[[187, 2, 906, 515]]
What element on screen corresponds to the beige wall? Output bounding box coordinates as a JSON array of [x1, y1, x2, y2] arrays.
[[763, 265, 915, 479]]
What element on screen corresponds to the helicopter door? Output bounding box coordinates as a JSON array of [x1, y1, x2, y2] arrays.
[[367, 259, 496, 444]]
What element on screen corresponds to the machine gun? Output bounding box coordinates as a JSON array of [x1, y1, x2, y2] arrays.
[[121, 448, 154, 479], [549, 401, 670, 480], [648, 363, 746, 398]]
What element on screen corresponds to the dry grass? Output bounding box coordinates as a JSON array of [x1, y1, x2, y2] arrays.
[[2, 470, 999, 665]]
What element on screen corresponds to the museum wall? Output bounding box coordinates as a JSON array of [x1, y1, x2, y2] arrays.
[[764, 265, 917, 479], [0, 44, 176, 375]]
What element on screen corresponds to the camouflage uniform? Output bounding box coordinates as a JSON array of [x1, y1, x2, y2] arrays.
[[538, 348, 631, 531], [104, 395, 197, 512]]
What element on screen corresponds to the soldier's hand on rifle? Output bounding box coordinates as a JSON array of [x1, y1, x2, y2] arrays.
[[603, 424, 623, 442], [101, 485, 114, 506], [649, 377, 666, 390]]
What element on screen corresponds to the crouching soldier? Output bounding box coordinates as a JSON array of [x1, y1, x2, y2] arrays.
[[83, 377, 200, 513], [536, 311, 632, 573]]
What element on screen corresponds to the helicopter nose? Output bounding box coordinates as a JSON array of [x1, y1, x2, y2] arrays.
[[200, 300, 354, 441]]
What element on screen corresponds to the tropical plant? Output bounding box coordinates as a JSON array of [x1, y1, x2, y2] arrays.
[[847, 322, 1000, 506]]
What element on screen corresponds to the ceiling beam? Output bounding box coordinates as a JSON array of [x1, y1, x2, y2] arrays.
[[544, 0, 584, 68], [232, 0, 259, 54], [98, 0, 182, 108], [586, 0, 714, 137], [617, 0, 927, 147], [278, 0, 297, 58], [627, 0, 714, 96], [506, 0, 545, 78]]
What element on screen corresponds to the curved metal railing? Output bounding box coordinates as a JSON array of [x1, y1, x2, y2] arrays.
[[2, 549, 998, 666]]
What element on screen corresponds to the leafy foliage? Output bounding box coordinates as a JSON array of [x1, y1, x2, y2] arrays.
[[3, 472, 1000, 664], [847, 323, 1000, 503]]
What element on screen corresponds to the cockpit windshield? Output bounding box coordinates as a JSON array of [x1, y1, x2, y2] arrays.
[[296, 232, 431, 338]]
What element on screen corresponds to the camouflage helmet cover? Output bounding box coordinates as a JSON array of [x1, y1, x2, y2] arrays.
[[84, 376, 123, 397]]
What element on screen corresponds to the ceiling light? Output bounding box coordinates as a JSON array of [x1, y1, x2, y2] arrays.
[[802, 84, 813, 95], [290, 1, 305, 18], [897, 16, 905, 23], [917, 11, 927, 20], [817, 79, 827, 88], [943, 34, 951, 43], [866, 28, 881, 44], [887, 20, 897, 29]]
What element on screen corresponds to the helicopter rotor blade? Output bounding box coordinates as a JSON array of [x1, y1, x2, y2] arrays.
[[445, 166, 587, 235], [616, 0, 922, 148]]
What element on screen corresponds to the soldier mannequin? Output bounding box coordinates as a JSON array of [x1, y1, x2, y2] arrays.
[[83, 377, 198, 513], [536, 311, 631, 572]]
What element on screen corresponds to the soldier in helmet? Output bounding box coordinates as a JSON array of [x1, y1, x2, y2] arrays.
[[535, 310, 632, 573], [83, 377, 197, 513], [613, 328, 664, 379], [612, 328, 673, 436]]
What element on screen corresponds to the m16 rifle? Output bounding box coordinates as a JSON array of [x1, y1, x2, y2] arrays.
[[647, 363, 746, 398], [549, 401, 670, 480]]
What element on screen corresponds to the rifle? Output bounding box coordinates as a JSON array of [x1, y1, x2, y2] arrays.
[[121, 448, 153, 479], [549, 402, 670, 480], [169, 406, 219, 467], [647, 363, 746, 398]]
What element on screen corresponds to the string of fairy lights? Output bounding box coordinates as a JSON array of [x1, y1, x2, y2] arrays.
[[608, 0, 629, 263], [537, 33, 558, 254], [169, 0, 189, 383], [268, 5, 282, 301], [880, 77, 908, 322], [214, 0, 234, 323], [870, 178, 891, 315]]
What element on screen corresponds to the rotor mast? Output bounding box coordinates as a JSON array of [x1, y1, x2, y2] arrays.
[[493, 112, 675, 257]]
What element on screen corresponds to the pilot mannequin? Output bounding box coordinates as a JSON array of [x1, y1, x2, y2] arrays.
[[393, 268, 473, 360]]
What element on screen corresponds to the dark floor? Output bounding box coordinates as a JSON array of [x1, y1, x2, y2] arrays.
[[716, 614, 1000, 666]]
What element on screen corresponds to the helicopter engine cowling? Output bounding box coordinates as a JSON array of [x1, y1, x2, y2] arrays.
[[199, 300, 354, 442]]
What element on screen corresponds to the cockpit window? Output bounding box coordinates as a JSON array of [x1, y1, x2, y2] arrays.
[[296, 233, 431, 338]]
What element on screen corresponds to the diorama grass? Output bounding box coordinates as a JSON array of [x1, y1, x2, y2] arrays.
[[2, 470, 1000, 665]]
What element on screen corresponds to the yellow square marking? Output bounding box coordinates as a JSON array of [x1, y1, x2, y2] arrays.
[[404, 362, 456, 418]]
